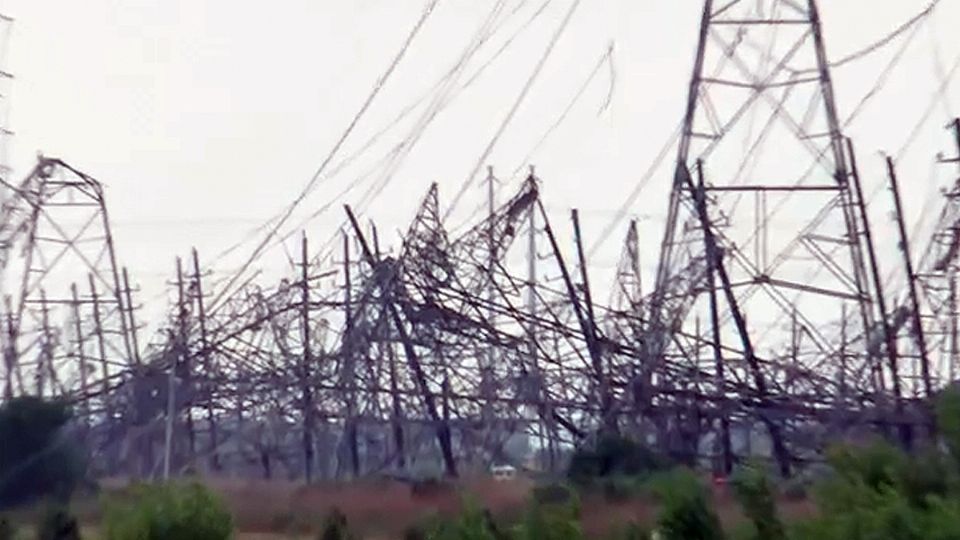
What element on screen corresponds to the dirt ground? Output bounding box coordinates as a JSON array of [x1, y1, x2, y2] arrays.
[[226, 477, 815, 537], [213, 475, 532, 537], [92, 475, 536, 539], [40, 475, 816, 539]]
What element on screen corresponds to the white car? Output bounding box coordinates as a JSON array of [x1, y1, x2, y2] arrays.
[[490, 464, 517, 481]]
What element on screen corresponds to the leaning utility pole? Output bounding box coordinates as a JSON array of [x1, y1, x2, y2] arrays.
[[175, 257, 196, 460], [849, 140, 905, 442], [886, 157, 933, 400], [340, 231, 360, 479], [482, 166, 497, 425], [191, 249, 219, 471], [948, 120, 960, 381], [299, 234, 316, 482]]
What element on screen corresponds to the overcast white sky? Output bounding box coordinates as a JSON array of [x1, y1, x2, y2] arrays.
[[3, 0, 959, 329]]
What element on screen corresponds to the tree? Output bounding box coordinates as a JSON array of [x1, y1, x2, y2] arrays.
[[0, 396, 83, 507], [567, 433, 670, 485]]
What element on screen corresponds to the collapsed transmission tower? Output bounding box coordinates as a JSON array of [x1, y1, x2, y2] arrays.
[[1, 1, 958, 484], [0, 158, 136, 402]]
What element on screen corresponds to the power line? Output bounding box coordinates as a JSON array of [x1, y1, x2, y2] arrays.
[[508, 42, 616, 182], [208, 1, 540, 266], [816, 0, 939, 71], [443, 0, 584, 221], [207, 0, 440, 313]]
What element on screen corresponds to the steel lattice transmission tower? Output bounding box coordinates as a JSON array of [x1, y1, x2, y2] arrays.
[[0, 159, 137, 402], [644, 0, 893, 473]]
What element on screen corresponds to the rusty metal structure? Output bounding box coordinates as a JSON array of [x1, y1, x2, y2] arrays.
[[1, 1, 959, 482]]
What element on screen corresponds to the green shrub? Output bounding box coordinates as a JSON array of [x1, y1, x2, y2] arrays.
[[403, 523, 427, 540], [857, 491, 960, 540], [821, 439, 953, 510], [730, 463, 784, 540], [0, 515, 14, 540], [37, 503, 81, 540], [789, 437, 960, 540], [425, 499, 500, 540], [825, 440, 904, 492], [512, 496, 582, 540], [896, 448, 952, 508], [793, 482, 923, 540], [0, 397, 84, 507], [650, 468, 724, 540], [424, 493, 582, 540], [600, 475, 645, 503], [922, 496, 960, 540], [568, 434, 669, 486], [779, 475, 807, 502], [532, 483, 577, 507], [936, 385, 960, 468], [319, 508, 354, 540], [102, 482, 232, 540]]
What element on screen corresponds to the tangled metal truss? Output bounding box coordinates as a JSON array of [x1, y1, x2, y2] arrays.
[[1, 1, 960, 482]]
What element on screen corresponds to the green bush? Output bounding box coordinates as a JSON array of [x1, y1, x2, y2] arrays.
[[409, 386, 960, 540], [0, 397, 84, 507], [937, 385, 960, 468], [319, 507, 354, 540], [922, 496, 960, 540], [422, 492, 582, 540], [600, 475, 645, 503], [650, 468, 724, 540], [793, 482, 925, 540], [825, 441, 904, 492], [896, 447, 952, 508], [788, 430, 960, 540], [403, 523, 427, 540], [730, 463, 784, 540], [102, 482, 232, 540], [425, 499, 500, 540], [531, 483, 577, 507], [511, 496, 582, 540], [0, 515, 14, 540], [568, 434, 670, 486], [778, 475, 807, 502], [37, 503, 81, 540]]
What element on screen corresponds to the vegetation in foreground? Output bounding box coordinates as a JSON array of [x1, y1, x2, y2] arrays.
[[6, 390, 960, 538], [389, 387, 960, 540], [269, 385, 960, 539], [102, 481, 233, 540], [0, 397, 84, 509]]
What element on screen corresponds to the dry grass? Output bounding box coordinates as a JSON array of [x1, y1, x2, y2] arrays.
[[207, 475, 813, 538], [221, 475, 532, 536], [9, 474, 816, 539]]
